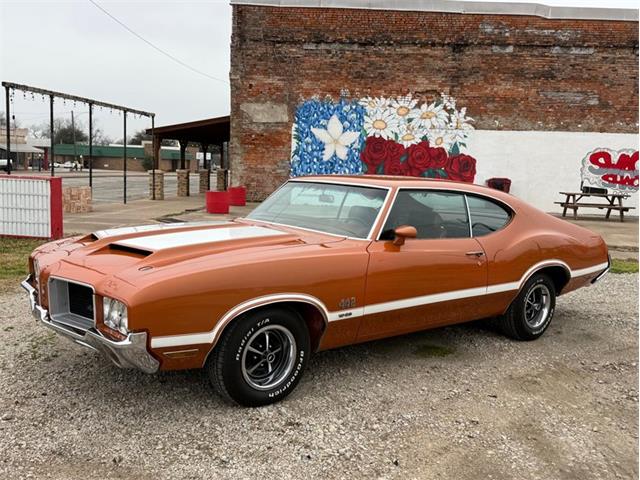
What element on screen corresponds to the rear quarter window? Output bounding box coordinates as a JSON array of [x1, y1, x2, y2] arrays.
[[467, 195, 512, 236]]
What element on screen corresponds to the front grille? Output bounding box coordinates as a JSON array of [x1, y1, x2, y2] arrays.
[[48, 278, 95, 332], [68, 282, 94, 319]]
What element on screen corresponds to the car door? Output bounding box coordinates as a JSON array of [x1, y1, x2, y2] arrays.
[[357, 189, 490, 341]]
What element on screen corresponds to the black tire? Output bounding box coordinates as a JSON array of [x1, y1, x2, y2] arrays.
[[496, 273, 556, 341], [207, 307, 310, 407]]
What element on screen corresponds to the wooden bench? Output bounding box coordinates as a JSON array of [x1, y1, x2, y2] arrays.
[[556, 192, 635, 222]]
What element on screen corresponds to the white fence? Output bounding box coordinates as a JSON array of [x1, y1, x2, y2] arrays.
[[0, 175, 63, 239]]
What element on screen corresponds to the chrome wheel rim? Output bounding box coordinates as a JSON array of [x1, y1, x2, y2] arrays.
[[524, 284, 552, 329], [241, 325, 296, 391]]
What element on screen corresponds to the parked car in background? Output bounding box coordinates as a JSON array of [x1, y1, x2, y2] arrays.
[[22, 176, 610, 406], [0, 158, 13, 171]]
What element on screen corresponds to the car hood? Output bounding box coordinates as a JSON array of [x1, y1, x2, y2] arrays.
[[55, 220, 346, 282]]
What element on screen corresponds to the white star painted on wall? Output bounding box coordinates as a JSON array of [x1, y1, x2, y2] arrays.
[[311, 114, 359, 161]]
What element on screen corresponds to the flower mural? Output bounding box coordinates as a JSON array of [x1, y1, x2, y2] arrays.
[[290, 93, 477, 182], [290, 98, 366, 177]]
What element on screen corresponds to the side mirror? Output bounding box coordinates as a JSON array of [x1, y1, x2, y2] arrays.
[[392, 225, 417, 246]]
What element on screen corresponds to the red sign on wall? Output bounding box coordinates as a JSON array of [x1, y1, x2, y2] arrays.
[[580, 148, 639, 192]]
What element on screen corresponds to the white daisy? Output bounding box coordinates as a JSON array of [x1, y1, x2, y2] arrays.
[[391, 95, 418, 119], [397, 123, 423, 147], [449, 107, 474, 144], [413, 102, 449, 130], [427, 128, 456, 152], [363, 108, 401, 140], [358, 96, 391, 111], [311, 114, 360, 161]]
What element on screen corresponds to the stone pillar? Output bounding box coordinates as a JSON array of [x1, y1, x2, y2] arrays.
[[148, 170, 164, 200], [216, 169, 228, 191], [177, 169, 190, 197], [199, 170, 209, 194], [62, 186, 92, 213]]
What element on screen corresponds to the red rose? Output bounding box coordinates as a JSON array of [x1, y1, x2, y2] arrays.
[[361, 137, 389, 173], [447, 154, 477, 183], [387, 140, 406, 162], [406, 141, 432, 176], [383, 157, 409, 176], [428, 147, 449, 169]]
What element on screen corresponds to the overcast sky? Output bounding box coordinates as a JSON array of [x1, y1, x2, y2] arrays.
[[0, 0, 637, 140]]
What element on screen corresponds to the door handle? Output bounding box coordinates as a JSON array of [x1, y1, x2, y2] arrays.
[[465, 251, 485, 257]]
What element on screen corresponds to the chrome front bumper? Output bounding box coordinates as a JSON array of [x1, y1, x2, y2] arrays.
[[21, 277, 159, 374]]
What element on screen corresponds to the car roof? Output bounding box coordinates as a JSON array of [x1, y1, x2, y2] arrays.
[[291, 175, 517, 204]]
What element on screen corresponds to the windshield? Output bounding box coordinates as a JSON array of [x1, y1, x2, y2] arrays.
[[247, 181, 388, 239]]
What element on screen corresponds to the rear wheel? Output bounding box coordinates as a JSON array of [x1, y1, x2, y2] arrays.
[[497, 273, 556, 341], [207, 307, 310, 407]]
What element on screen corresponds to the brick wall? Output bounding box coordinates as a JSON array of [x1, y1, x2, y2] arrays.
[[230, 5, 639, 200]]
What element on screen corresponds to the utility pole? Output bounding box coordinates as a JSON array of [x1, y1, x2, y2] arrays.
[[71, 110, 77, 168]]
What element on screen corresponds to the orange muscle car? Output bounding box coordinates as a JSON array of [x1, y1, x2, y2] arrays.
[[22, 176, 610, 406]]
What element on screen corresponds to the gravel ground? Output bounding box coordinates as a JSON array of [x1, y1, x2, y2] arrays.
[[0, 274, 637, 480]]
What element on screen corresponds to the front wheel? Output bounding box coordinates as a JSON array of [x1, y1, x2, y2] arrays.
[[207, 307, 310, 407], [496, 273, 556, 341]]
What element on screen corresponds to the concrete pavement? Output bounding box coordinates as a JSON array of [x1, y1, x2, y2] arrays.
[[63, 194, 255, 234]]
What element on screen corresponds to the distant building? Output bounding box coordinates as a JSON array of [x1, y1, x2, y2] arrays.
[[0, 128, 43, 169], [51, 142, 198, 172]]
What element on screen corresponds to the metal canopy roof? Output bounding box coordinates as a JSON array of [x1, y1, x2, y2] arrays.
[[146, 116, 230, 146], [0, 143, 43, 154]]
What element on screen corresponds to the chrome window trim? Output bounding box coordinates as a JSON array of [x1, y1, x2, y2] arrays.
[[245, 179, 392, 241], [464, 194, 473, 238], [376, 187, 399, 241]]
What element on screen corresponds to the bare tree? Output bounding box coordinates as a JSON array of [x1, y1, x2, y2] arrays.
[[28, 118, 112, 145]]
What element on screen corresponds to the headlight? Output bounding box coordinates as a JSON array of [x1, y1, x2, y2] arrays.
[[103, 297, 128, 335]]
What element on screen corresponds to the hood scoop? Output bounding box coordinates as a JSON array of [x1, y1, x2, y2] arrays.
[[106, 243, 153, 257], [90, 243, 153, 258]]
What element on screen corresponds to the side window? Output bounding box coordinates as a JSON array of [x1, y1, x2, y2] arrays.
[[381, 190, 470, 240], [467, 195, 511, 236]]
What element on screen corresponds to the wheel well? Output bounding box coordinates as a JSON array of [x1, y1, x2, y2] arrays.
[[536, 266, 570, 295], [278, 302, 326, 352], [216, 301, 327, 353]]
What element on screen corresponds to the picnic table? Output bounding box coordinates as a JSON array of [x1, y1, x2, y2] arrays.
[[555, 191, 635, 222]]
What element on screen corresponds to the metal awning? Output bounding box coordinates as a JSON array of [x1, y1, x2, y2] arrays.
[[146, 116, 230, 145], [0, 143, 43, 153], [145, 116, 230, 172]]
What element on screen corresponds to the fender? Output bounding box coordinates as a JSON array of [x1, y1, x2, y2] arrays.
[[149, 292, 331, 356]]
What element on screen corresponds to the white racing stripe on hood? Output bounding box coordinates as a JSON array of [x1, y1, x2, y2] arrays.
[[112, 225, 287, 251], [94, 221, 230, 239]]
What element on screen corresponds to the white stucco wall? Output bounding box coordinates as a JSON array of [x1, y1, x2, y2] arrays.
[[467, 130, 639, 215]]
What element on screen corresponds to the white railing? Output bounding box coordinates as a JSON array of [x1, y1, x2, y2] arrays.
[[0, 175, 63, 239]]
